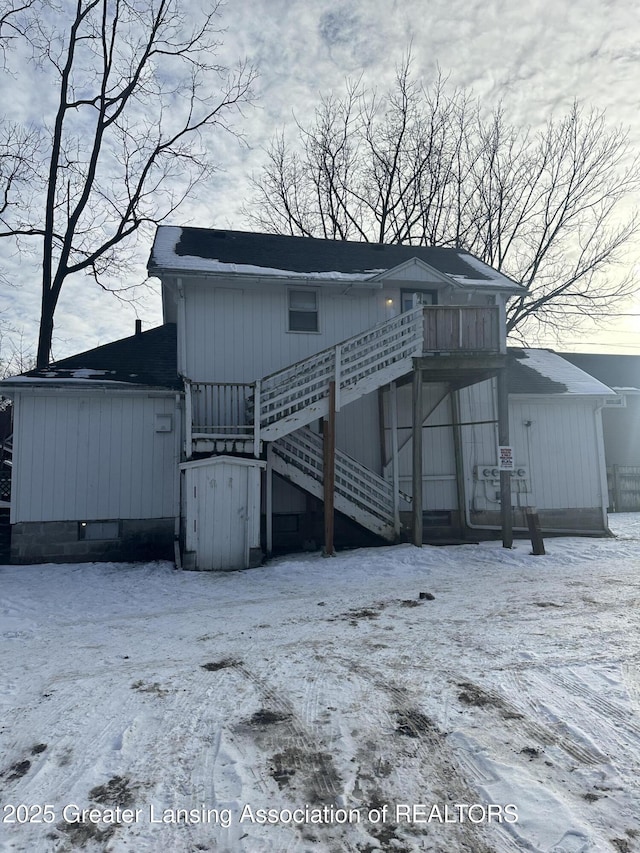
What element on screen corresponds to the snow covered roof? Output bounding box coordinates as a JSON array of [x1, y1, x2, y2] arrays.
[[1, 324, 180, 391], [148, 226, 523, 292], [508, 349, 615, 396]]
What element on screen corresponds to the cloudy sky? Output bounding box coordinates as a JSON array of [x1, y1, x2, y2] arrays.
[[2, 0, 640, 363]]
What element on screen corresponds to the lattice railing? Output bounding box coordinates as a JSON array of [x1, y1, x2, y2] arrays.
[[272, 427, 408, 534], [258, 307, 423, 428]]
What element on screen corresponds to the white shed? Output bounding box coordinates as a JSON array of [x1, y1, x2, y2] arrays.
[[180, 456, 265, 570]]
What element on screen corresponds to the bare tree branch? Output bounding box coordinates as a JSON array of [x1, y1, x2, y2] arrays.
[[246, 63, 640, 342], [0, 0, 256, 366]]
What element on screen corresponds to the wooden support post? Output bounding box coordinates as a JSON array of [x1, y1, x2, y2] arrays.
[[412, 368, 423, 547], [451, 388, 466, 540], [265, 444, 273, 557], [526, 507, 545, 555], [184, 380, 193, 460], [323, 381, 336, 556], [390, 381, 400, 538], [497, 369, 513, 549]]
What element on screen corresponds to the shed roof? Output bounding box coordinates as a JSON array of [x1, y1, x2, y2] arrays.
[[3, 324, 180, 390], [149, 226, 523, 292], [559, 352, 640, 393]]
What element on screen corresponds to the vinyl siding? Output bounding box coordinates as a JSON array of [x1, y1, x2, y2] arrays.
[[12, 391, 176, 523]]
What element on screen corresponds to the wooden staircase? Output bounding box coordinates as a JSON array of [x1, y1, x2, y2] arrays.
[[272, 427, 412, 541], [185, 305, 501, 541]]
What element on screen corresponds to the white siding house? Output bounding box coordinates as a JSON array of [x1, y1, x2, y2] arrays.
[[0, 227, 617, 566]]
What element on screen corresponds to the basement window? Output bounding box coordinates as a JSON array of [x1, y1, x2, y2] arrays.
[[288, 289, 319, 332], [78, 521, 120, 541]]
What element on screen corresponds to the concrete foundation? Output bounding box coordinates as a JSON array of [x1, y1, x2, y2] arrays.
[[468, 507, 609, 535], [10, 518, 175, 564]]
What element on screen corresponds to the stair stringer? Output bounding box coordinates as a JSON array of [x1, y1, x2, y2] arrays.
[[272, 427, 399, 541]]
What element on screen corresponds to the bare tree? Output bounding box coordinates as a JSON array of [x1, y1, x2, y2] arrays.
[[0, 0, 256, 366], [247, 61, 640, 342]]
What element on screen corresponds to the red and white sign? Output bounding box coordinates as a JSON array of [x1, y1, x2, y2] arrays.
[[498, 445, 514, 471]]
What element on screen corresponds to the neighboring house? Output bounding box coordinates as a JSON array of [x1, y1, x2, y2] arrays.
[[561, 353, 640, 511], [0, 227, 618, 567]]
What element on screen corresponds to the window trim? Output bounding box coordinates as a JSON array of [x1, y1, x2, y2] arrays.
[[287, 287, 320, 334]]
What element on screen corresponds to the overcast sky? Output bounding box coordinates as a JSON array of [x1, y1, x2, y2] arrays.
[[2, 0, 640, 363]]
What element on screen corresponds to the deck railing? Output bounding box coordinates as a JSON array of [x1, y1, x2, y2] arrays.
[[423, 306, 501, 352]]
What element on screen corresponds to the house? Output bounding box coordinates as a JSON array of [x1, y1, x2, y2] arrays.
[[561, 353, 640, 511], [0, 227, 618, 567]]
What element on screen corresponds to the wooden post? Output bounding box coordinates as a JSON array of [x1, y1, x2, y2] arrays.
[[526, 507, 545, 555], [451, 388, 466, 540], [253, 379, 261, 458], [323, 381, 336, 556], [497, 369, 513, 549], [185, 380, 193, 460], [412, 367, 423, 547], [390, 381, 400, 537], [265, 444, 273, 556]]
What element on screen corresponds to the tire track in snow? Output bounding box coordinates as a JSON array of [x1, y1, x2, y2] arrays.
[[328, 654, 517, 853], [455, 674, 606, 768], [502, 667, 640, 786]]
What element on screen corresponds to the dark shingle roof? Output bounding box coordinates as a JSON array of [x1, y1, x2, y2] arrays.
[[560, 353, 640, 392], [149, 227, 523, 292], [20, 324, 180, 389], [173, 227, 487, 278]]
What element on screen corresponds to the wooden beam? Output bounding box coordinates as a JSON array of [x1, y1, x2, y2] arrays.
[[497, 369, 513, 549], [412, 368, 423, 547], [323, 381, 336, 556]]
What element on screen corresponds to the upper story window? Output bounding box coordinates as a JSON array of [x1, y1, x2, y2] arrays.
[[400, 289, 437, 312], [288, 289, 319, 332]]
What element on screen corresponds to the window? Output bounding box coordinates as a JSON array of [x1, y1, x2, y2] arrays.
[[78, 521, 120, 541], [288, 289, 318, 332], [400, 289, 437, 312]]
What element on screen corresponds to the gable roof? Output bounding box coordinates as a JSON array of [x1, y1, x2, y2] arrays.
[[1, 324, 180, 391], [560, 353, 640, 393], [149, 226, 522, 292], [508, 349, 615, 396]]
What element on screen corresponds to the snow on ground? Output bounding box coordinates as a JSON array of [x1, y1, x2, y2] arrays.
[[1, 517, 640, 853]]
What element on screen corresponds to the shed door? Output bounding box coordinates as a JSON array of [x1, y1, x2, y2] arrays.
[[186, 462, 249, 570]]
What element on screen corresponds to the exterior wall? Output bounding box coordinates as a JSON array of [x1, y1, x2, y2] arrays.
[[10, 518, 175, 564], [601, 396, 640, 467], [169, 276, 502, 384], [11, 390, 177, 525], [456, 383, 607, 531]]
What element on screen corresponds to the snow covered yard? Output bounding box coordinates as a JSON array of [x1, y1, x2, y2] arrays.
[[1, 517, 640, 853]]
